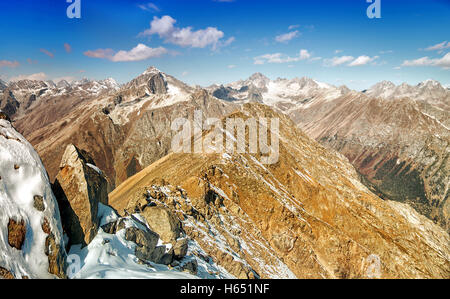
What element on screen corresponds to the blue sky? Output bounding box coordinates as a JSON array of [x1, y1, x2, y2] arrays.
[[0, 0, 449, 90]]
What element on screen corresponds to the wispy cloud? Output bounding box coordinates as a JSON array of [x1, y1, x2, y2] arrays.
[[275, 31, 300, 43], [64, 43, 72, 53], [138, 3, 160, 12], [40, 48, 54, 58], [324, 56, 355, 66], [402, 53, 450, 69], [0, 60, 20, 68], [424, 41, 450, 52], [324, 55, 379, 67], [84, 43, 168, 62], [254, 49, 311, 65], [139, 15, 233, 50]]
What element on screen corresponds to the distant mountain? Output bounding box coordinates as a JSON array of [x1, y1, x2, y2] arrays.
[[365, 79, 449, 110], [2, 77, 120, 121], [208, 73, 350, 110]]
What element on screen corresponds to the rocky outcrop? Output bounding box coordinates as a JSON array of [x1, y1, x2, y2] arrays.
[[0, 90, 20, 118], [0, 114, 66, 279], [54, 144, 109, 246], [148, 73, 168, 95]]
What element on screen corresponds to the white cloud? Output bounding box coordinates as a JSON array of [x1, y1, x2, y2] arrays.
[[324, 56, 354, 66], [113, 44, 167, 62], [288, 24, 300, 30], [227, 64, 236, 69], [9, 72, 48, 82], [324, 55, 378, 67], [140, 15, 232, 50], [84, 44, 168, 62], [424, 41, 450, 51], [275, 31, 300, 43], [254, 49, 311, 65], [348, 55, 379, 67], [401, 52, 450, 69]]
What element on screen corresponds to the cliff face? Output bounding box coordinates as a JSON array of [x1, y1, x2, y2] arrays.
[[110, 103, 450, 279]]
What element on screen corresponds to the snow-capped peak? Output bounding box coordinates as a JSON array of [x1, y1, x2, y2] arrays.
[[418, 79, 443, 89], [142, 66, 162, 76]]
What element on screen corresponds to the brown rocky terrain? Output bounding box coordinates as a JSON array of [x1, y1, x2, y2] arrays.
[[210, 74, 449, 232], [291, 93, 449, 232], [110, 103, 450, 279]]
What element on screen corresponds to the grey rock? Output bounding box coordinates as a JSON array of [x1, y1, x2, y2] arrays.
[[148, 73, 167, 95]]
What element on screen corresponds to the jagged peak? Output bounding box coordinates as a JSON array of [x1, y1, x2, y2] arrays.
[[142, 66, 162, 76], [248, 72, 270, 82], [418, 79, 442, 88], [371, 80, 396, 89]]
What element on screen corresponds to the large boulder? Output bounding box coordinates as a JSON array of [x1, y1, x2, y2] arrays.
[[141, 206, 183, 243], [0, 115, 66, 278], [54, 144, 108, 246], [124, 226, 173, 265]]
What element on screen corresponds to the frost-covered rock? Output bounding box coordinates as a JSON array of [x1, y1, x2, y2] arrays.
[[0, 114, 66, 278], [54, 144, 109, 247]]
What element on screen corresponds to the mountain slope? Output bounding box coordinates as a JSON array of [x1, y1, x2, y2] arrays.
[[109, 103, 450, 279]]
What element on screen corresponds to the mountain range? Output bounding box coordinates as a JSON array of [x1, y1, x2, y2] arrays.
[[0, 66, 449, 279]]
